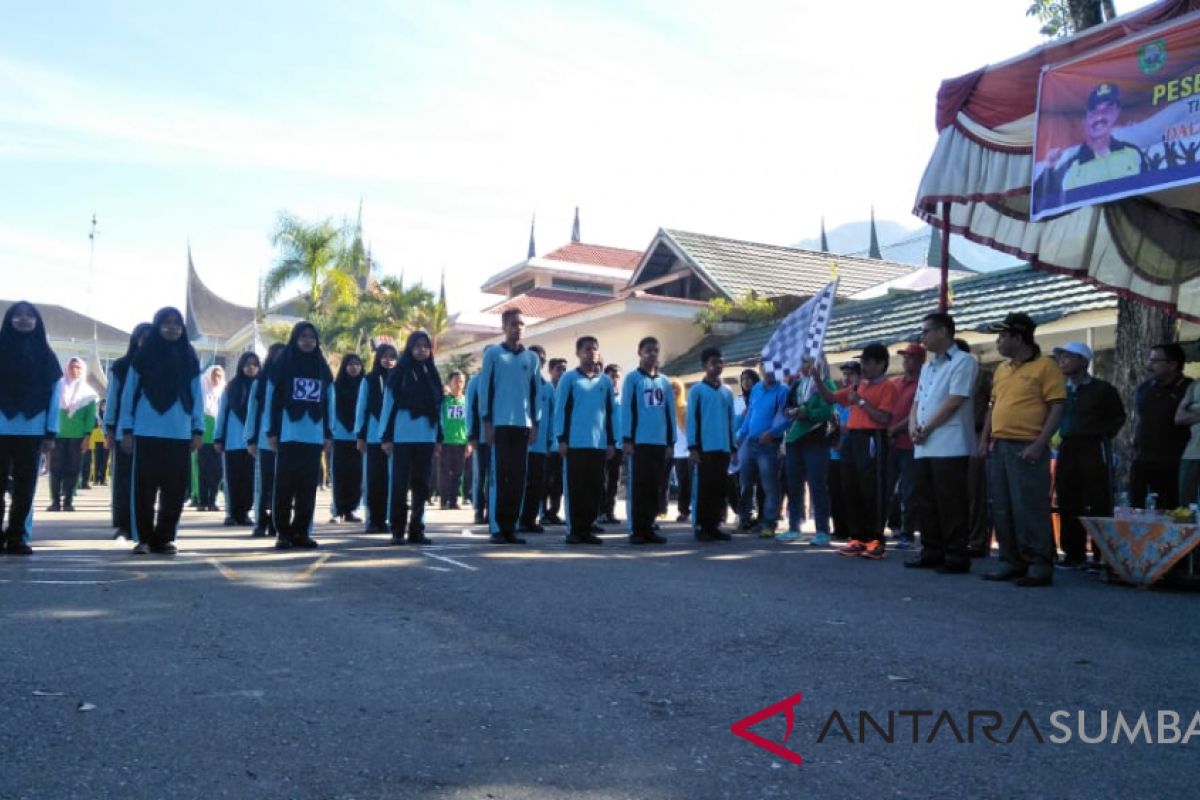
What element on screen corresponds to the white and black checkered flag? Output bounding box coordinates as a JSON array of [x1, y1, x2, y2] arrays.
[[760, 279, 839, 382]]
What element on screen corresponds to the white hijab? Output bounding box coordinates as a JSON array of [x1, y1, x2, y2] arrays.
[[202, 365, 225, 418], [60, 357, 99, 415]]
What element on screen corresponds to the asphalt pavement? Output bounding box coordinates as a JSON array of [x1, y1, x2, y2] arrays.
[[2, 481, 1198, 800]]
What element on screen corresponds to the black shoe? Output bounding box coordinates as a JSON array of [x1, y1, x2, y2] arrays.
[[236, 516, 254, 526], [589, 523, 604, 534], [489, 534, 507, 545], [712, 529, 732, 541], [566, 533, 602, 545], [904, 556, 943, 569], [502, 532, 526, 545], [46, 503, 61, 512], [645, 531, 668, 544], [251, 526, 268, 538], [601, 513, 619, 525], [474, 514, 487, 525], [541, 514, 564, 526], [343, 512, 362, 523], [676, 513, 690, 522], [408, 533, 432, 545], [630, 535, 650, 545], [132, 542, 150, 555], [694, 529, 718, 542], [390, 535, 408, 545], [274, 537, 294, 550], [5, 540, 33, 555], [936, 562, 971, 574], [519, 523, 545, 534], [63, 503, 75, 512], [447, 503, 462, 511], [983, 566, 1025, 582], [966, 546, 988, 558], [1015, 571, 1052, 587], [150, 542, 177, 555], [224, 517, 237, 527], [294, 538, 319, 549]]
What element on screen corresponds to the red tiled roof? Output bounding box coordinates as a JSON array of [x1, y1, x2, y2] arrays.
[[485, 288, 611, 321], [542, 242, 642, 270]]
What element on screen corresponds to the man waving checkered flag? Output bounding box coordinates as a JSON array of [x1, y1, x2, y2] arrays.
[[760, 279, 839, 381]]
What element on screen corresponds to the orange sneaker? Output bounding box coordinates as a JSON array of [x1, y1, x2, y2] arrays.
[[838, 539, 866, 557], [861, 541, 887, 560]]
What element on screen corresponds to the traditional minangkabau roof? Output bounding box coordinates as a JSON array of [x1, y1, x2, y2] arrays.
[[484, 287, 612, 321], [185, 250, 255, 341], [633, 229, 917, 300], [660, 265, 1118, 376], [0, 300, 129, 344]]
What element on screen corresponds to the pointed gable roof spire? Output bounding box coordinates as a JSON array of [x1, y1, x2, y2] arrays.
[[819, 216, 829, 253], [527, 213, 537, 259], [571, 206, 581, 243], [438, 266, 446, 305], [925, 225, 970, 271], [868, 206, 882, 260]]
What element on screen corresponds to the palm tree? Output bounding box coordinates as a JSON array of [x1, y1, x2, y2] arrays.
[[263, 212, 357, 317]]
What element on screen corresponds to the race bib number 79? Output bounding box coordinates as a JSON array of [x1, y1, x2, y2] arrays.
[[642, 386, 665, 407], [293, 378, 322, 402]]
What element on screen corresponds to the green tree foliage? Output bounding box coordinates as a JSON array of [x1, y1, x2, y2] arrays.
[[695, 291, 778, 333]]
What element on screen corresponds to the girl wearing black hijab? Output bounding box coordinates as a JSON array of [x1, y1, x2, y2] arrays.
[[0, 302, 63, 554], [214, 351, 261, 527], [118, 307, 203, 555], [381, 330, 443, 545], [104, 322, 151, 538], [329, 353, 364, 524], [355, 343, 397, 533], [266, 321, 333, 549], [245, 342, 286, 537]]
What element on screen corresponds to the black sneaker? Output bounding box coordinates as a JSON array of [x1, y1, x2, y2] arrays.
[[46, 503, 61, 512], [694, 529, 718, 542], [502, 532, 526, 545], [132, 542, 150, 555], [519, 523, 545, 534], [601, 514, 619, 525], [541, 514, 564, 526], [5, 540, 33, 555], [151, 542, 177, 555], [274, 537, 294, 550], [589, 523, 604, 534], [645, 532, 668, 544], [408, 533, 432, 545], [390, 535, 408, 545], [630, 534, 650, 545], [712, 529, 733, 541], [251, 527, 267, 538], [344, 512, 362, 523], [489, 534, 507, 545], [63, 503, 76, 512], [566, 533, 602, 545], [225, 517, 238, 527], [294, 538, 319, 549]]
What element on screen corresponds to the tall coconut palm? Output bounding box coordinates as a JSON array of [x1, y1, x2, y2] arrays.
[[263, 212, 357, 317]]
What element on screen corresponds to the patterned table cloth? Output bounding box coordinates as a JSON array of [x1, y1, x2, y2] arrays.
[[1080, 517, 1200, 587]]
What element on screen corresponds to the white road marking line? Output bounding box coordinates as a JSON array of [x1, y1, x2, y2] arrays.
[[295, 553, 333, 581], [423, 552, 478, 572], [208, 558, 240, 581]]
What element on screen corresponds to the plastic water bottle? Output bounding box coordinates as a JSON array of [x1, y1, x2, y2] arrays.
[[1146, 492, 1158, 513]]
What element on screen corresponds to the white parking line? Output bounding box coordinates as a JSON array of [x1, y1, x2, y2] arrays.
[[423, 552, 478, 572]]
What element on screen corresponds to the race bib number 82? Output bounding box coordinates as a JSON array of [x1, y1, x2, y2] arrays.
[[293, 378, 322, 402]]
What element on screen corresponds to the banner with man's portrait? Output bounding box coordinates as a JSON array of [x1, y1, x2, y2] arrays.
[[1031, 13, 1200, 220]]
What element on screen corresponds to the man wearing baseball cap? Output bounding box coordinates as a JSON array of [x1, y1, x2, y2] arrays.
[[1053, 341, 1125, 570], [979, 313, 1065, 587]]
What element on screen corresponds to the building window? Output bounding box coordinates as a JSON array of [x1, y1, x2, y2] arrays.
[[510, 279, 535, 297], [551, 278, 613, 295]]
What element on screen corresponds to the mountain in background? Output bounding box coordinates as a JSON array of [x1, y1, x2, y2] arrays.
[[792, 219, 1022, 272]]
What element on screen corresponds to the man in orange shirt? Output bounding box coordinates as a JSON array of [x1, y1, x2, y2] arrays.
[[978, 313, 1065, 587], [816, 343, 899, 559]]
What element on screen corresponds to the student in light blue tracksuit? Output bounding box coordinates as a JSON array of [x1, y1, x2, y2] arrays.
[[0, 302, 63, 555], [687, 347, 738, 542], [330, 353, 364, 523], [355, 344, 397, 533], [465, 366, 490, 526], [267, 321, 333, 550], [214, 351, 260, 527], [104, 323, 151, 538], [621, 336, 675, 544], [245, 342, 285, 537], [555, 336, 615, 545], [118, 306, 204, 555], [519, 345, 555, 533], [380, 331, 443, 545]]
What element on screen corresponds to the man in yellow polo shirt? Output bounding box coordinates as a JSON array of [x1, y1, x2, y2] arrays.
[[977, 313, 1065, 587]]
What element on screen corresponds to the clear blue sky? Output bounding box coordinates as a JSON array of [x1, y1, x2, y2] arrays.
[[0, 0, 1151, 330]]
